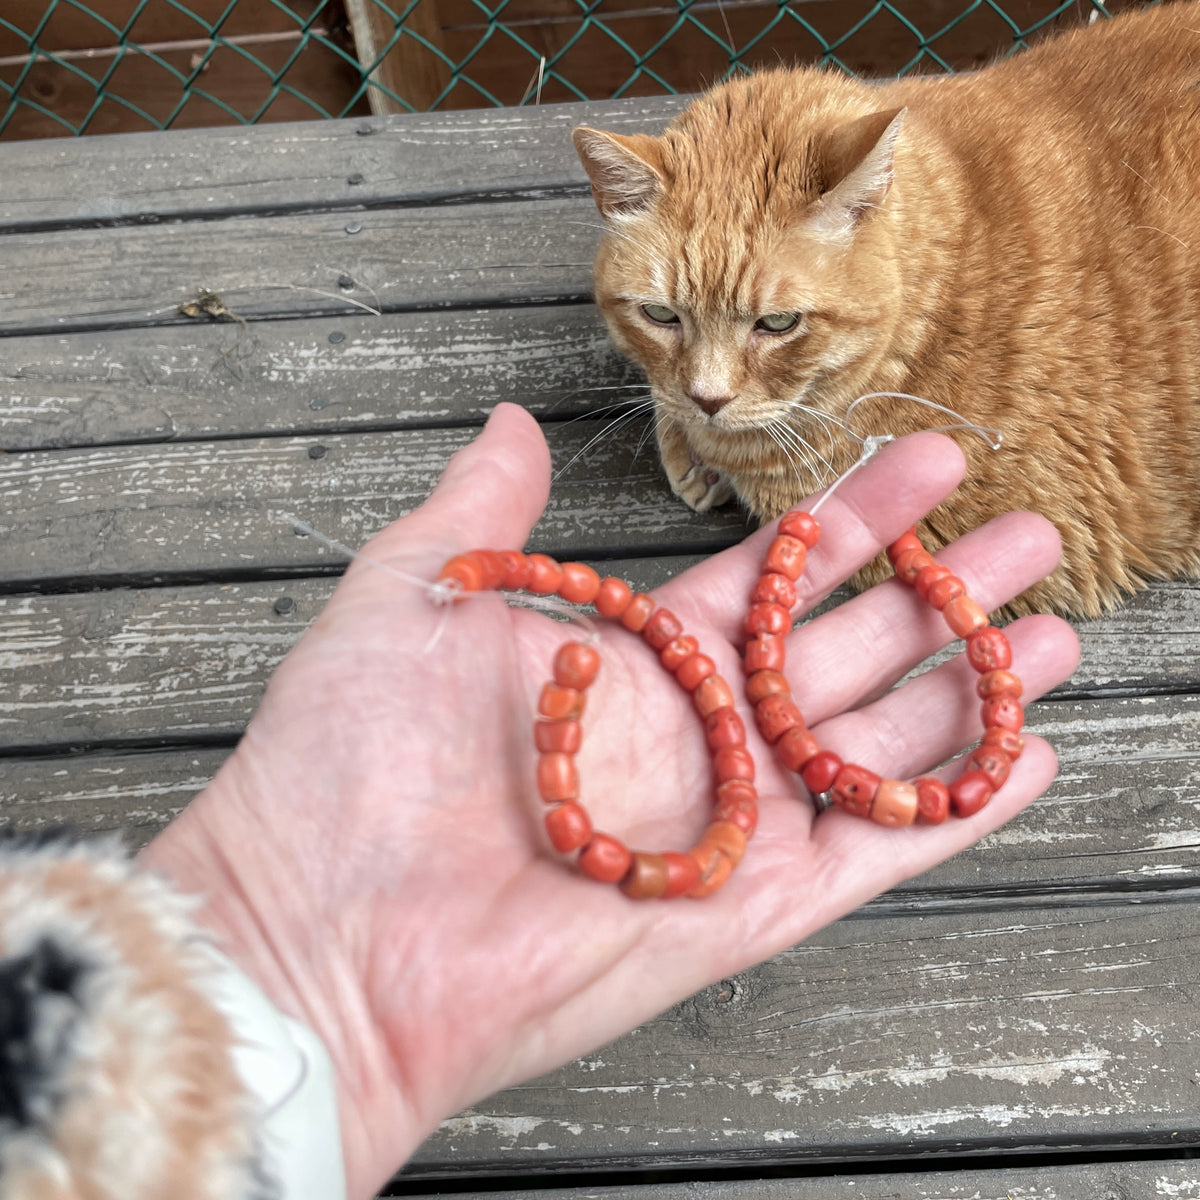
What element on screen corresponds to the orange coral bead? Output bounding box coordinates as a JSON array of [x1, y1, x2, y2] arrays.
[[553, 641, 601, 690], [544, 802, 592, 852], [745, 634, 786, 673], [745, 602, 791, 637], [437, 554, 484, 594], [966, 626, 1012, 672], [981, 694, 1024, 732], [661, 851, 701, 898], [894, 547, 935, 585], [686, 843, 734, 898], [579, 834, 632, 883], [778, 510, 821, 548], [776, 725, 820, 772], [534, 718, 582, 754], [472, 550, 508, 590], [594, 576, 633, 617], [745, 669, 790, 705], [915, 776, 950, 824], [660, 635, 699, 672], [642, 607, 683, 650], [537, 752, 579, 803], [676, 652, 716, 690], [982, 726, 1025, 759], [914, 563, 953, 603], [700, 820, 748, 866], [557, 562, 601, 605], [926, 574, 966, 610], [943, 596, 990, 638], [538, 683, 585, 720], [713, 780, 758, 837], [754, 694, 804, 744], [832, 763, 881, 818], [714, 746, 755, 783], [887, 528, 922, 565], [764, 534, 806, 580], [977, 669, 1023, 700], [619, 853, 670, 900], [526, 553, 563, 595], [752, 572, 797, 610], [705, 707, 746, 751], [498, 550, 533, 591], [694, 675, 735, 718], [870, 779, 918, 827], [620, 593, 656, 632]]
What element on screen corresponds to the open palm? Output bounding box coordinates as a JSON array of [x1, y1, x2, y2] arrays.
[[141, 403, 1079, 1199]]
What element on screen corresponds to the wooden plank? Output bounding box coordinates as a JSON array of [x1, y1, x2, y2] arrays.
[[394, 1158, 1200, 1198], [0, 95, 689, 229], [0, 196, 600, 335], [0, 305, 642, 450], [345, 0, 452, 115], [402, 900, 1200, 1175], [0, 422, 749, 589]]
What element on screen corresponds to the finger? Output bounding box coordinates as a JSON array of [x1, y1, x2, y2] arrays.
[[367, 402, 552, 564], [787, 511, 1064, 723], [807, 611, 1080, 781], [656, 431, 967, 638]]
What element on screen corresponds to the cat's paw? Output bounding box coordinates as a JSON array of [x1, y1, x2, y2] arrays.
[[671, 461, 735, 512]]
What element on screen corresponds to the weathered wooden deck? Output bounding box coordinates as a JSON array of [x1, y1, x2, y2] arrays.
[[2, 99, 1199, 1198]]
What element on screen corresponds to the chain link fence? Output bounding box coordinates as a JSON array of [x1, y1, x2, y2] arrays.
[[2, 0, 1132, 139]]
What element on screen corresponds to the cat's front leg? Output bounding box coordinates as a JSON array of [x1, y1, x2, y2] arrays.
[[657, 418, 735, 512]]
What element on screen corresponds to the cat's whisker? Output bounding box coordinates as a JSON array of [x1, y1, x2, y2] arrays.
[[552, 395, 655, 427], [764, 420, 834, 495], [553, 405, 657, 481]]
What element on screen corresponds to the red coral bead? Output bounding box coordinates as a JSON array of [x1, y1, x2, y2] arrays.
[[467, 550, 507, 590], [776, 726, 820, 771], [981, 694, 1024, 732], [887, 528, 922, 565], [579, 834, 633, 883], [949, 770, 994, 817], [745, 634, 787, 673], [497, 550, 533, 591], [745, 602, 791, 637], [752, 572, 798, 609], [745, 669, 790, 705], [801, 750, 842, 795], [977, 669, 1024, 700], [676, 652, 716, 690], [557, 562, 601, 605], [967, 745, 1012, 790], [914, 563, 953, 603], [524, 553, 562, 595], [914, 776, 950, 824], [660, 635, 699, 672], [894, 547, 935, 584], [926, 574, 966, 610], [778, 510, 821, 548], [982, 726, 1025, 759], [619, 853, 670, 900], [713, 780, 758, 836], [620, 593, 655, 632], [705, 707, 747, 750], [966, 626, 1012, 672], [538, 683, 585, 720], [694, 675, 735, 718], [594, 577, 632, 617], [714, 746, 755, 783], [764, 535, 806, 580], [544, 802, 591, 852], [944, 596, 990, 638], [755, 695, 804, 744], [642, 607, 683, 651], [537, 752, 579, 802], [534, 718, 582, 754], [553, 641, 600, 690], [831, 763, 881, 818], [661, 851, 702, 898]]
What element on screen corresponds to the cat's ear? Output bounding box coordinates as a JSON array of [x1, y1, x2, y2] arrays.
[[572, 127, 665, 219], [808, 107, 905, 243]]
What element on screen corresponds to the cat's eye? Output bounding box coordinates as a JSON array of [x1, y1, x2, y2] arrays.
[[640, 303, 680, 326], [755, 312, 800, 333]]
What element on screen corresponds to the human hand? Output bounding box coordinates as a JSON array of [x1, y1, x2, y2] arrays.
[[139, 403, 1079, 1199]]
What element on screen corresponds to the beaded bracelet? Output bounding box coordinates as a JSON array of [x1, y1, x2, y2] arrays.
[[435, 511, 1024, 899]]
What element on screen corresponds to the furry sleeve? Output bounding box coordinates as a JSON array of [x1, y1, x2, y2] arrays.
[[0, 829, 342, 1200]]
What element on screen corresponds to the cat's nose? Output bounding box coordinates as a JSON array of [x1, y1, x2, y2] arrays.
[[687, 387, 733, 416]]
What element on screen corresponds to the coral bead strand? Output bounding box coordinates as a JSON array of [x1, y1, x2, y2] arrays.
[[438, 547, 754, 898]]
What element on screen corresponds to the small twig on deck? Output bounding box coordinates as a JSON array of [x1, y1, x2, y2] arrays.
[[177, 289, 248, 372]]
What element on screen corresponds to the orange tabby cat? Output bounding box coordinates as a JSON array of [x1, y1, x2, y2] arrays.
[[573, 2, 1200, 616]]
